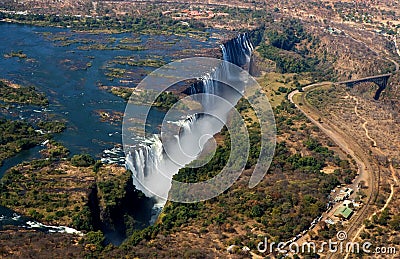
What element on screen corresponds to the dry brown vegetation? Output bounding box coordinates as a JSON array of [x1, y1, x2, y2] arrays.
[[0, 227, 85, 258]]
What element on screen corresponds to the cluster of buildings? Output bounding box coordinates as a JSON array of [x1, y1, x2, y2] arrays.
[[334, 187, 354, 202], [332, 187, 362, 220], [277, 185, 363, 253], [162, 9, 229, 20]]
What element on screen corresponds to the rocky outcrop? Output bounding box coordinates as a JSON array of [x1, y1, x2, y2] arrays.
[[94, 165, 154, 245]]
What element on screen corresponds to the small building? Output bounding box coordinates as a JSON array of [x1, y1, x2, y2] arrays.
[[189, 10, 200, 16], [325, 217, 335, 225], [345, 188, 354, 196], [334, 206, 354, 220], [335, 192, 348, 202]]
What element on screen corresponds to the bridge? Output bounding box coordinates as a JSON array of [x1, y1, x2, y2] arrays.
[[337, 73, 391, 100]]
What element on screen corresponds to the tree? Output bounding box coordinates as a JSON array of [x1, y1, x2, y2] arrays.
[[71, 154, 95, 167], [84, 231, 105, 252]]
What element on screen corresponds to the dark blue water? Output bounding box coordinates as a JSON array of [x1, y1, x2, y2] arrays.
[[1, 24, 142, 156], [0, 145, 44, 177]]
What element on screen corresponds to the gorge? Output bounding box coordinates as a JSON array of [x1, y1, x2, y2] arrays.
[[124, 33, 255, 212]]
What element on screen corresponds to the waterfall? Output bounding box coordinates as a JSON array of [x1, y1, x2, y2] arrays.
[[125, 33, 254, 210], [186, 33, 254, 102], [222, 33, 254, 67], [126, 135, 164, 198]]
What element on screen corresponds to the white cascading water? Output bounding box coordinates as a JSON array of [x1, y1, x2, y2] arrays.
[[201, 73, 216, 108], [125, 33, 254, 218], [126, 135, 164, 198]]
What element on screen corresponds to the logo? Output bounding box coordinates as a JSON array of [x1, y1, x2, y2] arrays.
[[336, 231, 347, 241], [256, 231, 396, 255]]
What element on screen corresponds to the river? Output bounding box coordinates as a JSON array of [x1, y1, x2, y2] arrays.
[[0, 22, 219, 172]]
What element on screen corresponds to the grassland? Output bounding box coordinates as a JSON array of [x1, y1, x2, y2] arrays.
[[257, 72, 312, 107]]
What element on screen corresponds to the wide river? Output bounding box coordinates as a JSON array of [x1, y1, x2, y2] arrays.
[[0, 22, 219, 174]]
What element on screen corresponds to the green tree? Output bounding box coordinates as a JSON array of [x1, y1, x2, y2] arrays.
[[71, 154, 95, 167]]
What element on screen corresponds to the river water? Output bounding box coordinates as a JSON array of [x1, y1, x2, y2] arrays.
[[0, 22, 219, 171]]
